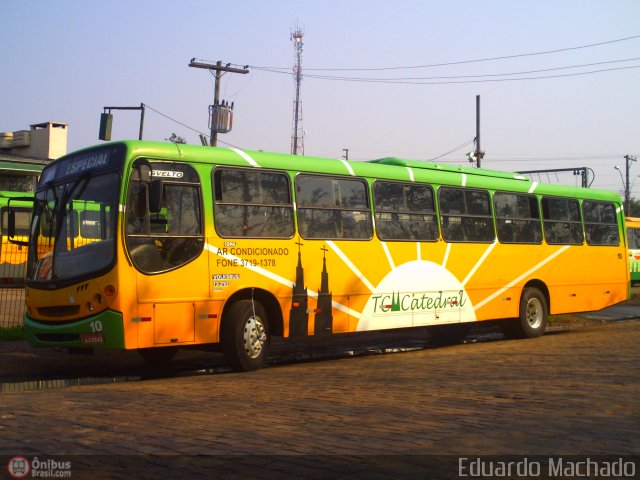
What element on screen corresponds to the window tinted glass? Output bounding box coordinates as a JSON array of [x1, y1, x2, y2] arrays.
[[494, 192, 542, 244], [374, 181, 437, 241], [466, 190, 490, 215], [126, 162, 204, 273], [542, 197, 583, 245], [439, 187, 494, 242], [582, 201, 619, 246], [216, 169, 290, 205], [214, 168, 294, 238], [628, 227, 640, 249], [438, 188, 465, 214], [296, 174, 372, 240]]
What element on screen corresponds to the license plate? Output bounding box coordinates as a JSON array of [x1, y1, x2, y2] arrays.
[[80, 332, 104, 345]]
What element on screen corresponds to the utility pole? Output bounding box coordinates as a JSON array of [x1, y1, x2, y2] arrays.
[[189, 59, 249, 146], [624, 155, 637, 213], [474, 95, 484, 168]]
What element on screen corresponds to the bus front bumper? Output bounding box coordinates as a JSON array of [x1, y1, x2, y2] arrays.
[[24, 309, 126, 349]]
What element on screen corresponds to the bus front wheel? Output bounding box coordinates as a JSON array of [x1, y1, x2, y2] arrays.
[[501, 287, 548, 339], [222, 300, 269, 372]]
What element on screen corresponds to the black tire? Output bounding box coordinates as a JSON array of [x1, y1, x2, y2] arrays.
[[138, 346, 178, 365], [502, 287, 548, 339], [221, 300, 269, 372], [427, 323, 471, 346]]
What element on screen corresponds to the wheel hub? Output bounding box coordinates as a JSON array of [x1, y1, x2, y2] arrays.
[[243, 315, 266, 359], [525, 297, 543, 329]]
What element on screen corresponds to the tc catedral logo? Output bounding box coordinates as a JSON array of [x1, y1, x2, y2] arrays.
[[7, 456, 30, 479]]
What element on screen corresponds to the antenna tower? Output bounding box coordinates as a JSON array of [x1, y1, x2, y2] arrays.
[[290, 27, 304, 155]]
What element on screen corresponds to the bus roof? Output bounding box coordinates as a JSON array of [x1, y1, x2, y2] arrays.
[[626, 217, 640, 228], [0, 191, 34, 206], [0, 191, 34, 199], [65, 141, 622, 204]]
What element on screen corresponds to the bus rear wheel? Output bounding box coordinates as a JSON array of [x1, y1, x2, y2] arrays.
[[222, 300, 269, 372], [501, 287, 548, 339]]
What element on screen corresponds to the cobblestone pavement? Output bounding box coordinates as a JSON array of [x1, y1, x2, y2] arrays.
[[0, 321, 638, 479]]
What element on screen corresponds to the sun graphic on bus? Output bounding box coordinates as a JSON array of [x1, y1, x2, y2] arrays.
[[358, 259, 476, 331], [318, 241, 477, 332]]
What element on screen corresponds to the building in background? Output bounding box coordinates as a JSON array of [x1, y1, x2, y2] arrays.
[[0, 122, 68, 192]]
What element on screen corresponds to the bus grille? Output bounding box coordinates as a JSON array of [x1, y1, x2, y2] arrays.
[[35, 333, 79, 342], [37, 306, 81, 317]]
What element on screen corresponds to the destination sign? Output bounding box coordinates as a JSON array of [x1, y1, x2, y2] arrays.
[[39, 145, 125, 185], [64, 152, 110, 176]]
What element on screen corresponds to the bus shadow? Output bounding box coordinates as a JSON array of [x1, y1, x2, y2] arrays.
[[0, 320, 611, 391]]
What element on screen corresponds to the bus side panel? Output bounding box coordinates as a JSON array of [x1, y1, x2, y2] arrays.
[[446, 241, 628, 321], [209, 237, 481, 336], [132, 248, 211, 348], [541, 243, 626, 314]]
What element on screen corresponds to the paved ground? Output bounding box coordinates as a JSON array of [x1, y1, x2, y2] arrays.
[[0, 314, 638, 478]]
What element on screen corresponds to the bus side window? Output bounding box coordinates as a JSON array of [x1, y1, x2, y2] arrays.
[[582, 200, 619, 246], [628, 227, 640, 249], [126, 162, 204, 273], [542, 197, 584, 245], [296, 174, 372, 240], [439, 187, 494, 243], [373, 181, 438, 242], [494, 192, 542, 244], [213, 168, 294, 238]]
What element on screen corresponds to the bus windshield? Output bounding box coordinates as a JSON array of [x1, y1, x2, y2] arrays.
[[27, 146, 124, 284]]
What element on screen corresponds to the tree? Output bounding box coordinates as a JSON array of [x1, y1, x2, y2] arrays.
[[166, 133, 187, 144], [627, 198, 640, 217]]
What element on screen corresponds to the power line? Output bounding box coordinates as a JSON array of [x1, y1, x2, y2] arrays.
[[299, 57, 640, 82], [428, 138, 475, 161], [245, 34, 640, 72], [254, 64, 640, 85], [144, 103, 242, 148]]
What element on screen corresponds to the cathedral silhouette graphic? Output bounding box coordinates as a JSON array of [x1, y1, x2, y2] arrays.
[[288, 241, 333, 337]]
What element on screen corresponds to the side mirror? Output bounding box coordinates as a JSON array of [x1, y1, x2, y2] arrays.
[[149, 180, 163, 213], [7, 210, 15, 237], [6, 210, 29, 247]]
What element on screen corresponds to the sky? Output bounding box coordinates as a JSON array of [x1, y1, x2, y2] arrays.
[[2, 0, 639, 196]]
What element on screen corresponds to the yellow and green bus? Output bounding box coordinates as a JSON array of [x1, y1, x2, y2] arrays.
[[1, 192, 112, 283], [625, 217, 640, 287], [18, 141, 629, 370], [0, 191, 34, 285]]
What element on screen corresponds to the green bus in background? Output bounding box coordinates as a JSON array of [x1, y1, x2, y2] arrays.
[[626, 217, 640, 287]]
